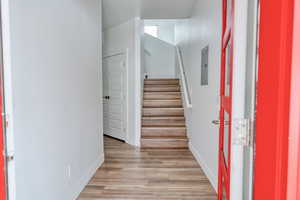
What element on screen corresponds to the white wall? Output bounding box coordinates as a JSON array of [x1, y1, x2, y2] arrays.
[[144, 20, 176, 45], [144, 34, 176, 78], [4, 1, 104, 200], [103, 18, 142, 146], [141, 0, 195, 19], [158, 24, 175, 45], [175, 0, 222, 190]]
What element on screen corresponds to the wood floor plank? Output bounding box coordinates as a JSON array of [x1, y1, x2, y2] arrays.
[[78, 137, 217, 200]]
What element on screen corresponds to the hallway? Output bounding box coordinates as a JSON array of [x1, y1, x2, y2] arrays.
[[78, 137, 217, 200]]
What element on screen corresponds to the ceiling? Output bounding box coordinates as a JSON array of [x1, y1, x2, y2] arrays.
[[141, 0, 196, 19], [102, 0, 196, 29], [102, 0, 140, 30]]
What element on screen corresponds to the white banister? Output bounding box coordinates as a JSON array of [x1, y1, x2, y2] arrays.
[[175, 46, 192, 109]]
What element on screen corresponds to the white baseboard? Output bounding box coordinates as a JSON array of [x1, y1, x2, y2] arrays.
[[71, 154, 105, 200], [189, 142, 218, 191]]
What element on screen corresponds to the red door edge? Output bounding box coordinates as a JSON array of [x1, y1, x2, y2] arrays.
[[254, 0, 295, 200], [0, 76, 6, 200], [287, 0, 300, 198], [0, 2, 7, 199]]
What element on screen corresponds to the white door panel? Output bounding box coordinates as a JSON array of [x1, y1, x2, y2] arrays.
[[103, 54, 126, 141]]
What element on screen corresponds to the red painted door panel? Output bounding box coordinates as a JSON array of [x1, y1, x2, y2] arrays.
[[287, 0, 300, 199], [218, 0, 234, 199], [254, 0, 296, 199]]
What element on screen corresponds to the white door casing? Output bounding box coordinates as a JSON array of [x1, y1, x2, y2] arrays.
[[243, 0, 259, 199], [103, 53, 127, 141], [1, 1, 16, 199], [230, 0, 252, 199]]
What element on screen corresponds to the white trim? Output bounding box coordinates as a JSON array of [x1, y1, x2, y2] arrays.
[[243, 0, 259, 199], [124, 49, 130, 144], [230, 0, 249, 199], [134, 17, 142, 147], [1, 0, 17, 199], [71, 154, 104, 200], [189, 141, 218, 192]]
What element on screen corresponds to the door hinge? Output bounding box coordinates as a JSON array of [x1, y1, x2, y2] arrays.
[[2, 112, 8, 128], [4, 151, 14, 162], [6, 155, 14, 162], [232, 118, 252, 147]]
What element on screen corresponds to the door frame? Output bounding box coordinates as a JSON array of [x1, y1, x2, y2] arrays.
[[254, 0, 297, 199], [103, 49, 129, 143], [218, 0, 250, 199]]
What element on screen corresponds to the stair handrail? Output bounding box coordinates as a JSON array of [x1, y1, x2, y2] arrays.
[[175, 46, 192, 109]]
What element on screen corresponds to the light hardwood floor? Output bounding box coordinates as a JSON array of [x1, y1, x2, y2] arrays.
[[78, 136, 217, 200]]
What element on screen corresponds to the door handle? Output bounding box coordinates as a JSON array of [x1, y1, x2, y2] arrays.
[[212, 120, 221, 125], [104, 96, 110, 99], [212, 120, 230, 125]]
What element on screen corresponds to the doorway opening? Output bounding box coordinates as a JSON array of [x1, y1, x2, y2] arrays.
[[0, 0, 298, 200]]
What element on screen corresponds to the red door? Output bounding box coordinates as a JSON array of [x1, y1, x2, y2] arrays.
[[218, 0, 234, 199], [287, 0, 300, 198], [254, 0, 297, 199]]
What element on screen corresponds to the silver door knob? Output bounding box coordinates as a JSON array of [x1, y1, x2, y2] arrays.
[[212, 120, 220, 125], [212, 120, 230, 125]]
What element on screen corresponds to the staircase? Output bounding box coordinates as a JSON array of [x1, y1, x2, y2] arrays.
[[141, 78, 188, 149]]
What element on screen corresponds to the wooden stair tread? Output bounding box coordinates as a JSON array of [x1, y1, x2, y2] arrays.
[[143, 125, 186, 127], [144, 84, 179, 88], [143, 116, 185, 119], [144, 92, 182, 100], [144, 92, 181, 94], [143, 108, 184, 117], [142, 117, 186, 127], [144, 85, 180, 88], [143, 99, 182, 102], [145, 80, 179, 85], [142, 127, 186, 137], [142, 116, 186, 121], [145, 78, 179, 81], [142, 137, 188, 141], [141, 138, 188, 149], [142, 127, 187, 130], [142, 136, 187, 139], [144, 86, 180, 92], [143, 100, 183, 108]]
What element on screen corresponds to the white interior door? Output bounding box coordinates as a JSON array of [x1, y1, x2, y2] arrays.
[[103, 53, 126, 141]]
